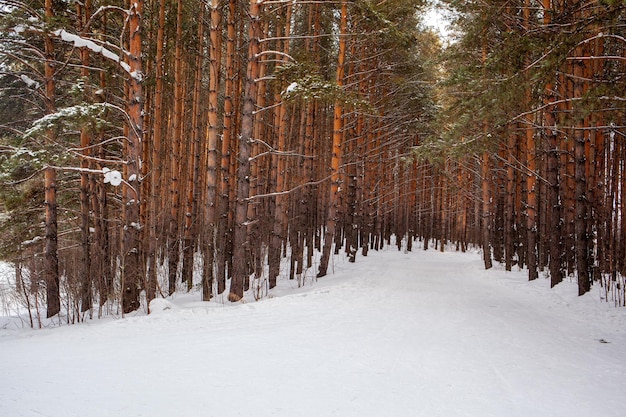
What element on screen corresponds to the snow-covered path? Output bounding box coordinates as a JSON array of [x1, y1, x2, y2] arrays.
[[1, 248, 625, 417]]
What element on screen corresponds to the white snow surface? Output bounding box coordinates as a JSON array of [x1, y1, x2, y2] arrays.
[[1, 247, 625, 417]]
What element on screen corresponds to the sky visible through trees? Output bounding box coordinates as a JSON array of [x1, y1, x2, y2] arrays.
[[0, 0, 625, 324]]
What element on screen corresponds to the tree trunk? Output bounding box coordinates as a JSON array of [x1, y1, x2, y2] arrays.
[[229, 0, 261, 301], [318, 0, 347, 278], [526, 125, 538, 281], [200, 0, 221, 301], [218, 0, 238, 294], [43, 0, 60, 318], [269, 6, 292, 288], [481, 152, 493, 269], [573, 58, 590, 296], [77, 0, 93, 315], [546, 100, 563, 287], [182, 2, 206, 292], [121, 1, 144, 314], [167, 0, 185, 295], [146, 0, 167, 307], [504, 133, 516, 270], [524, 1, 538, 281]]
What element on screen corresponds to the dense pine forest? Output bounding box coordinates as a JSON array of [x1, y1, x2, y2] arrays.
[[0, 0, 624, 324]]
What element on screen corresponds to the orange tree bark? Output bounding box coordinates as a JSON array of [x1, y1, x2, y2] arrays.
[[202, 0, 222, 301], [122, 1, 144, 314], [318, 0, 347, 278]]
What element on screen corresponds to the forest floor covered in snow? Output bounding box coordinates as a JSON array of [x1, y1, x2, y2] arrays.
[[1, 245, 625, 417]]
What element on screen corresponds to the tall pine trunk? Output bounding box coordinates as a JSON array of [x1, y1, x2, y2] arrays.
[[77, 0, 93, 315], [229, 0, 261, 301], [524, 1, 538, 281], [121, 1, 144, 314], [574, 56, 591, 296], [318, 0, 347, 277], [146, 0, 167, 306], [218, 0, 238, 294], [43, 0, 60, 318], [167, 0, 185, 295], [182, 3, 206, 292], [481, 152, 493, 269], [543, 0, 564, 288]]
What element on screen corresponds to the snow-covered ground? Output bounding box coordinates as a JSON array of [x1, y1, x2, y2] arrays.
[[1, 245, 625, 417]]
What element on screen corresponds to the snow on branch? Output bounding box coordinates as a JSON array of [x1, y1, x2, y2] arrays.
[[24, 103, 107, 138], [53, 29, 132, 75], [256, 50, 295, 62], [19, 74, 40, 89], [25, 102, 140, 144], [102, 167, 123, 186]]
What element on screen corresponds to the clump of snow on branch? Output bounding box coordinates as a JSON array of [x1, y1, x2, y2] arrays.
[[11, 16, 41, 34], [20, 236, 44, 247], [279, 74, 342, 102], [102, 168, 123, 187], [284, 82, 299, 95], [20, 74, 40, 89]]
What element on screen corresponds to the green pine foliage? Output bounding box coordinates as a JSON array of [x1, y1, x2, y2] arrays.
[[428, 0, 626, 158]]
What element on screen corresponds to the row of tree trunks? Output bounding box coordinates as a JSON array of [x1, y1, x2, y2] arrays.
[[10, 0, 625, 321], [444, 0, 626, 302]]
